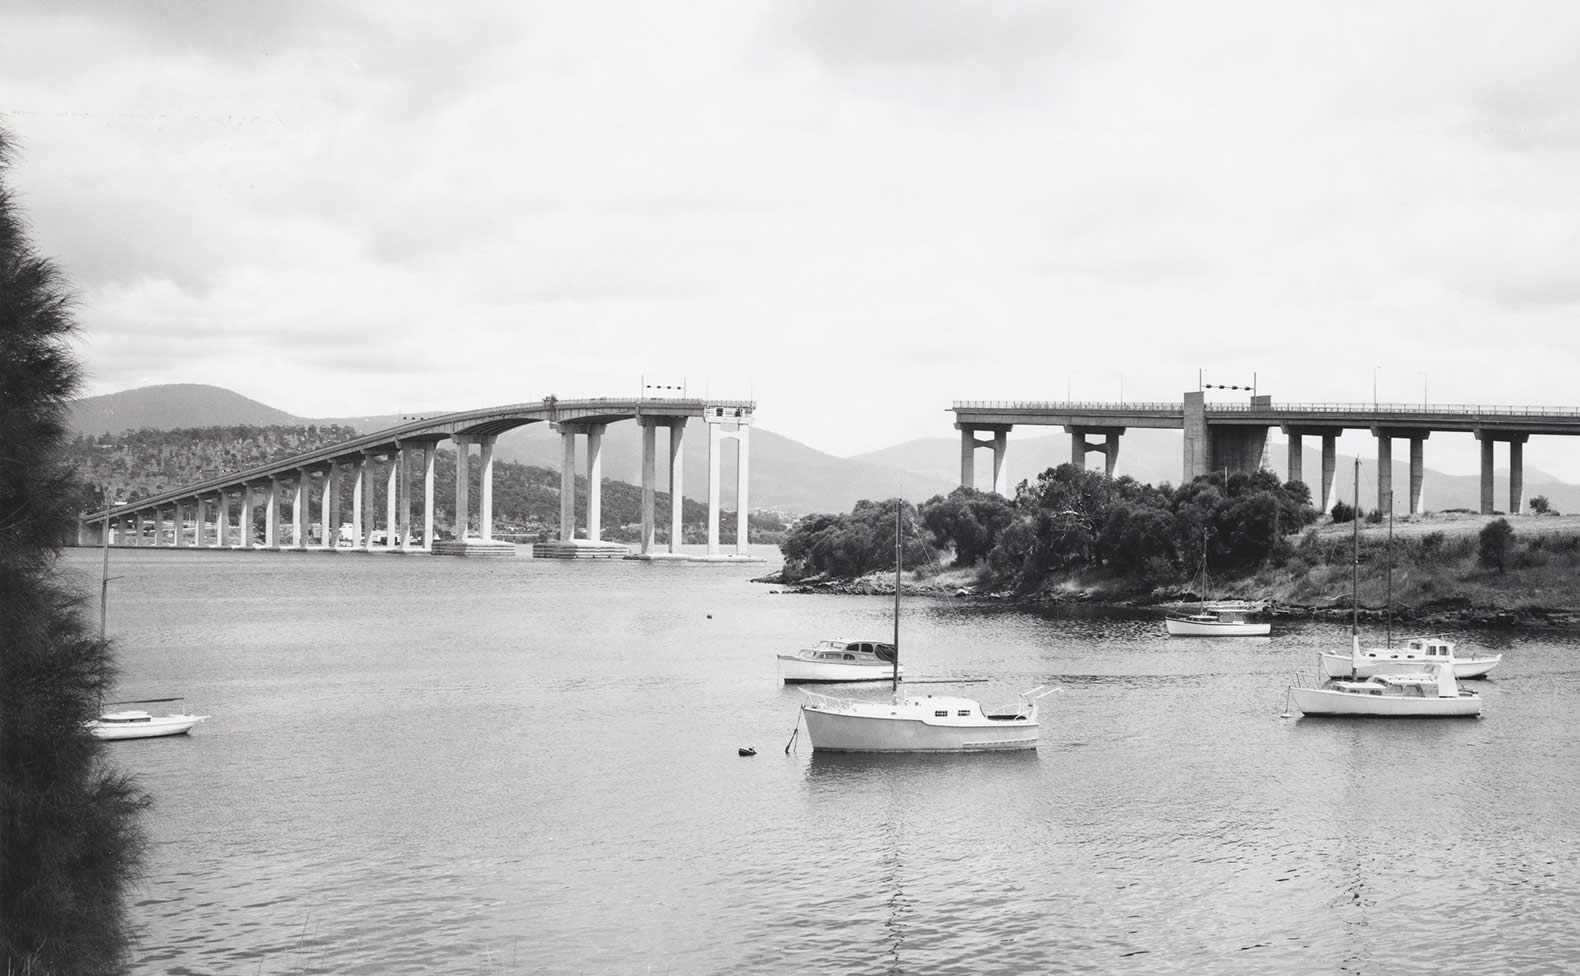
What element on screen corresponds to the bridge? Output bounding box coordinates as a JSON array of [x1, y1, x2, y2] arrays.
[[953, 392, 1580, 514], [78, 396, 757, 559]]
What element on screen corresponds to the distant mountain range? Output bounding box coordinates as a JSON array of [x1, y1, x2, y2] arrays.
[[70, 384, 1580, 515]]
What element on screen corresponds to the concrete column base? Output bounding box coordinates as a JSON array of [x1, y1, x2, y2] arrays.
[[533, 539, 631, 559], [431, 539, 517, 558]]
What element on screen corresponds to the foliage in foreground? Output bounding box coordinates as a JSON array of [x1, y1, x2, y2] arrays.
[[1, 125, 149, 975]]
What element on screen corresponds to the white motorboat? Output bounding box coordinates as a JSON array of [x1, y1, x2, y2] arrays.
[[797, 502, 1056, 753], [1165, 605, 1270, 636], [1290, 662, 1481, 717], [1319, 635, 1502, 680], [778, 639, 904, 683], [88, 699, 210, 740], [800, 688, 1050, 752]]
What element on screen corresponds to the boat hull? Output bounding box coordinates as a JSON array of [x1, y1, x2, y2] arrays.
[[1290, 687, 1481, 717], [778, 655, 903, 683], [1318, 652, 1501, 680], [802, 705, 1038, 752], [88, 715, 208, 740], [1165, 617, 1270, 636]]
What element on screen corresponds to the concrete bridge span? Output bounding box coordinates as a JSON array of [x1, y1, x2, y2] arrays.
[[78, 397, 756, 559], [953, 393, 1580, 515]]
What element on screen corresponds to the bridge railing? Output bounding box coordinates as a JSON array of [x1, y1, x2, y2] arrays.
[[952, 400, 1182, 411], [953, 400, 1580, 418]]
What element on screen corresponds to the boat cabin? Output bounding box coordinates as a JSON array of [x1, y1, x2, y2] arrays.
[[1403, 638, 1455, 659], [810, 640, 896, 662]]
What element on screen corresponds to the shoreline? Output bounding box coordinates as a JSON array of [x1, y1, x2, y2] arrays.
[[753, 569, 1580, 630]]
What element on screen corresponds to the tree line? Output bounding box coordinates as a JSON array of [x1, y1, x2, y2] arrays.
[[780, 464, 1321, 591]]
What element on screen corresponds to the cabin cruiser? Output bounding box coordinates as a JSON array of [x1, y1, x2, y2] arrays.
[[800, 688, 1052, 752], [1290, 662, 1482, 717], [1319, 635, 1501, 680], [88, 701, 209, 740], [779, 639, 903, 683]]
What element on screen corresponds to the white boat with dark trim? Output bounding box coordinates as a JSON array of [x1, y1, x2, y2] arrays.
[[801, 688, 1050, 752], [1290, 658, 1481, 718], [1319, 635, 1501, 680], [1165, 604, 1270, 636], [88, 699, 210, 740], [778, 639, 904, 683], [796, 502, 1057, 753]]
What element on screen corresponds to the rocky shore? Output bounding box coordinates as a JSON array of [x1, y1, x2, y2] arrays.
[[752, 569, 1580, 630]]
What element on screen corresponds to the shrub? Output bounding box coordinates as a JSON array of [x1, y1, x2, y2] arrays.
[[1365, 509, 1383, 524], [1529, 495, 1555, 515], [1330, 500, 1355, 523], [1478, 518, 1515, 573]]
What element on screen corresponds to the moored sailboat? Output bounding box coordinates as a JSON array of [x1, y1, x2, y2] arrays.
[[799, 503, 1054, 752]]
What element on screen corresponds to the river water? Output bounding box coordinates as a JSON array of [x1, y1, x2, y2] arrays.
[[59, 547, 1580, 975]]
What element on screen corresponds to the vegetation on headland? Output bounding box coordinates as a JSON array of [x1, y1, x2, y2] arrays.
[[2, 126, 149, 974], [64, 427, 789, 544], [774, 463, 1580, 626]]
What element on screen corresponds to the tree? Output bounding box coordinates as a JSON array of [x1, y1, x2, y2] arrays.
[[1, 126, 149, 974], [1530, 495, 1554, 515], [1478, 518, 1515, 574], [919, 487, 1016, 566]]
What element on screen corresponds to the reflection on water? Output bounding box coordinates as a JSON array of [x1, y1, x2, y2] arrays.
[[58, 548, 1580, 975]]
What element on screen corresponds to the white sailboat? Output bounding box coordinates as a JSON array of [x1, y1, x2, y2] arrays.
[[1165, 545, 1270, 636], [1289, 462, 1482, 718], [799, 504, 1054, 752], [88, 506, 210, 741]]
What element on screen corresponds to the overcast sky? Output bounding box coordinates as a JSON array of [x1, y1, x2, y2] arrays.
[[5, 1, 1579, 476]]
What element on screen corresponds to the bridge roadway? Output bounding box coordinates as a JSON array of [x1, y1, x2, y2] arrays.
[[953, 392, 1580, 515], [79, 397, 756, 559]]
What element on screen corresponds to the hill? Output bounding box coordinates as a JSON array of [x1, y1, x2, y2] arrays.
[[69, 384, 305, 434]]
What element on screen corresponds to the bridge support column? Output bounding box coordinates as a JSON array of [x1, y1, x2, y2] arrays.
[[1183, 391, 1208, 482], [479, 435, 496, 542], [1104, 433, 1120, 478], [422, 446, 436, 551], [736, 422, 751, 555], [639, 420, 658, 554], [990, 430, 1007, 496], [397, 447, 412, 551], [1321, 434, 1337, 513], [1409, 437, 1426, 515], [1376, 434, 1392, 515], [707, 420, 722, 556], [385, 453, 398, 550], [173, 502, 186, 548], [363, 453, 380, 551], [241, 486, 254, 548], [669, 420, 685, 554], [1287, 433, 1303, 487], [1068, 426, 1125, 478], [454, 435, 471, 539], [324, 466, 340, 549], [585, 425, 605, 543], [265, 478, 280, 549], [293, 471, 309, 549], [1479, 435, 1495, 514], [560, 429, 576, 542], [351, 457, 366, 549], [1510, 438, 1524, 514], [956, 424, 1012, 493]]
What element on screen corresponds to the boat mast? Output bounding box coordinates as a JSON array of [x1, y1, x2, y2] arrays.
[[1385, 489, 1394, 648], [892, 500, 902, 697], [99, 508, 112, 641], [1351, 458, 1360, 639]]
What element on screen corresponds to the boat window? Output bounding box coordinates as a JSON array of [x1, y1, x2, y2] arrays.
[[957, 709, 971, 716], [857, 643, 872, 654], [934, 710, 948, 717], [843, 654, 855, 660]]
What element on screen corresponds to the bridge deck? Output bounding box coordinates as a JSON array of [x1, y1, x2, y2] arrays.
[[953, 400, 1580, 434], [83, 397, 754, 522]]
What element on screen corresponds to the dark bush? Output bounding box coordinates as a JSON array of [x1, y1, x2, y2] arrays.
[[1478, 518, 1515, 573], [1331, 501, 1355, 523]]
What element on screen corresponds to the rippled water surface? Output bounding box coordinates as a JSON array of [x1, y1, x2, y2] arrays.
[[61, 547, 1580, 975]]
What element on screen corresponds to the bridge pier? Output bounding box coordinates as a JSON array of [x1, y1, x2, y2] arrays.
[[422, 445, 436, 551], [173, 501, 186, 549], [586, 424, 605, 543], [705, 411, 752, 558], [292, 469, 309, 550], [956, 424, 1011, 494], [478, 436, 496, 542], [639, 420, 658, 554], [668, 419, 685, 554], [1475, 430, 1528, 514], [322, 465, 339, 550], [351, 456, 367, 550], [454, 435, 471, 539], [265, 478, 280, 549], [559, 429, 575, 541], [1376, 433, 1392, 516], [384, 453, 398, 550], [1409, 436, 1426, 515], [1067, 426, 1123, 477]]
